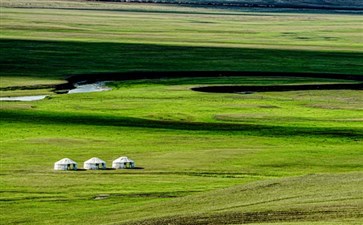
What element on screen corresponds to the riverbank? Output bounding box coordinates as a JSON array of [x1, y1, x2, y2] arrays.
[[1, 71, 362, 100]]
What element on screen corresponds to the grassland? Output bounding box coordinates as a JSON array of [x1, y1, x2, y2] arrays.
[[0, 1, 363, 224], [1, 76, 362, 224], [1, 0, 363, 89]]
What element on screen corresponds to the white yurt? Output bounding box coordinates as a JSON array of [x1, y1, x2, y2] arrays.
[[112, 156, 135, 169], [54, 158, 78, 171], [84, 157, 106, 170]]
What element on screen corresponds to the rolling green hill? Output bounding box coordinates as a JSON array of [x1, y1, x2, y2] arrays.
[[125, 173, 363, 224], [1, 76, 363, 225]]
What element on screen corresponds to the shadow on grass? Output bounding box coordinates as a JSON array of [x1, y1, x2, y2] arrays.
[[132, 167, 145, 170], [1, 110, 361, 139], [192, 82, 363, 93], [1, 39, 363, 86], [65, 168, 143, 171]]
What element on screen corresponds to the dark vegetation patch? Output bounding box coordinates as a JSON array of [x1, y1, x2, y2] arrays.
[[191, 83, 363, 94]]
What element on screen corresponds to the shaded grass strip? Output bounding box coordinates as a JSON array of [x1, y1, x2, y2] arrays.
[[1, 110, 362, 139]]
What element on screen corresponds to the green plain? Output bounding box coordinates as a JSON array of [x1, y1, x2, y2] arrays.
[[0, 1, 362, 224]]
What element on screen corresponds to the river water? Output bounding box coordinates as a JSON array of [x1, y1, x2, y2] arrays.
[[68, 82, 111, 94]]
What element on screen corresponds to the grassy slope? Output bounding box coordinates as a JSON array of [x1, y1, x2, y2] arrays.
[[0, 1, 363, 224], [126, 173, 363, 225], [1, 77, 362, 224]]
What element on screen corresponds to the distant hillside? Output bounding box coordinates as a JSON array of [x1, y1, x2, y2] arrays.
[[93, 0, 363, 10]]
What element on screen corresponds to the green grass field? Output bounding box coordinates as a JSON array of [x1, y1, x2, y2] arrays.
[[0, 1, 362, 224], [1, 0, 363, 89]]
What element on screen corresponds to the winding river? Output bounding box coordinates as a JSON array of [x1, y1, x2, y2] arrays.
[[0, 82, 111, 102], [1, 72, 362, 102]]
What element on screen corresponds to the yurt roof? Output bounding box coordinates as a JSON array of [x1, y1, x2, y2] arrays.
[[113, 156, 134, 163], [84, 157, 106, 164], [55, 158, 77, 165]]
